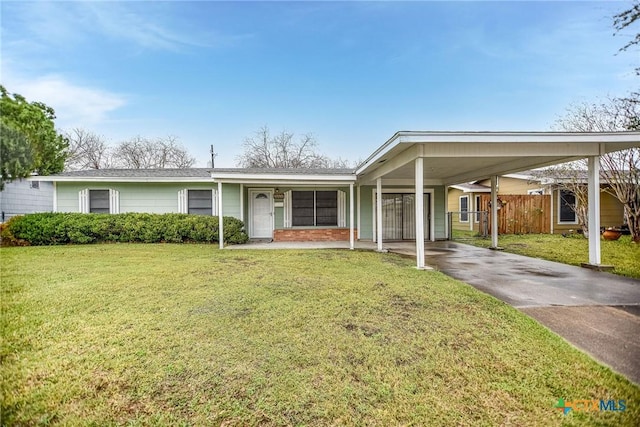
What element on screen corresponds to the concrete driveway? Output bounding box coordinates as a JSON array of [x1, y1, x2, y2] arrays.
[[386, 241, 640, 384]]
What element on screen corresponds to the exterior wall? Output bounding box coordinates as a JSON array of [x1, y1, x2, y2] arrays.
[[0, 179, 54, 221], [551, 188, 624, 233], [56, 182, 223, 215], [274, 228, 356, 242], [477, 176, 542, 194], [358, 184, 446, 240], [446, 188, 483, 233], [221, 183, 241, 219]]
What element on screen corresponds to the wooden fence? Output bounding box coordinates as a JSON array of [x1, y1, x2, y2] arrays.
[[479, 194, 550, 234]]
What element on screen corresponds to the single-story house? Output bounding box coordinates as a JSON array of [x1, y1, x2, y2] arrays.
[[448, 172, 625, 234], [32, 131, 640, 269], [0, 178, 54, 222]]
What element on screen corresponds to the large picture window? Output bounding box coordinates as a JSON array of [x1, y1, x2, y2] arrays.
[[292, 191, 337, 226], [188, 190, 213, 215], [89, 190, 110, 213], [559, 189, 577, 223]]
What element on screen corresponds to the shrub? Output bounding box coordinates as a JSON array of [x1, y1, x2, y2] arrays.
[[1, 213, 248, 246]]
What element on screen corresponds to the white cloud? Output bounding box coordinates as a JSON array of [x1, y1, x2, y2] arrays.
[[3, 71, 127, 129]]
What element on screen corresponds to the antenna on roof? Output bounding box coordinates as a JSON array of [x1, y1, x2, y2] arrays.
[[210, 144, 216, 168]]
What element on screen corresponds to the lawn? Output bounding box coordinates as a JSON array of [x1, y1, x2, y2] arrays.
[[2, 244, 639, 426], [457, 233, 640, 279]]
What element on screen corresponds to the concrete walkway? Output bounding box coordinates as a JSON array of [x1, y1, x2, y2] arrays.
[[388, 241, 640, 384], [228, 240, 640, 383]]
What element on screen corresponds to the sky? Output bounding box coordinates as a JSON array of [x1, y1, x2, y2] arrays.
[[1, 1, 638, 167]]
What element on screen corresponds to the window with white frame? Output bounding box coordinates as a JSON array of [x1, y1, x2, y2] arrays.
[[291, 191, 337, 226], [79, 189, 119, 214], [188, 190, 213, 215], [528, 188, 544, 195], [459, 195, 469, 222], [558, 189, 577, 223]]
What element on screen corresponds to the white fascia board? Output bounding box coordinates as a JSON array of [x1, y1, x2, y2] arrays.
[[355, 132, 404, 175], [450, 184, 491, 193], [29, 176, 214, 183], [211, 173, 356, 182], [394, 130, 640, 144], [213, 178, 355, 186]]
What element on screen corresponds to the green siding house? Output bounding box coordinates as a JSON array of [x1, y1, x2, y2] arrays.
[[33, 131, 639, 269]]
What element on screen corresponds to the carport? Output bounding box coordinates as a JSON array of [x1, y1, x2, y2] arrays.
[[355, 131, 640, 269]]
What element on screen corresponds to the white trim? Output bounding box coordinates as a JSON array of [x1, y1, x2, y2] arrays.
[[557, 189, 578, 224], [527, 188, 544, 195], [283, 190, 292, 228], [177, 189, 188, 214], [474, 194, 482, 224], [337, 190, 346, 227], [35, 176, 217, 183], [109, 189, 120, 214], [212, 188, 219, 216], [218, 181, 224, 249], [211, 173, 356, 182], [79, 189, 89, 213], [53, 182, 57, 212], [349, 183, 354, 250], [371, 187, 436, 243], [415, 158, 425, 269], [356, 184, 361, 241], [458, 195, 470, 223], [248, 188, 274, 239], [239, 184, 244, 222], [587, 157, 601, 265], [376, 178, 382, 250], [490, 176, 499, 248]]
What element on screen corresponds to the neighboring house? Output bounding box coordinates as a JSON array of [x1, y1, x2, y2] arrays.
[[447, 172, 626, 234], [0, 178, 54, 222], [31, 131, 639, 268]]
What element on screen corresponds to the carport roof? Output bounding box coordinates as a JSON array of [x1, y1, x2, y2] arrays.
[[356, 131, 640, 186]]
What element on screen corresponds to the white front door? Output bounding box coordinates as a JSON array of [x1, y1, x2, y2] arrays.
[[249, 190, 273, 238]]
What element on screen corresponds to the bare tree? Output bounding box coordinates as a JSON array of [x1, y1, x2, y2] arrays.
[[64, 128, 112, 170], [614, 0, 639, 75], [112, 136, 195, 169], [553, 96, 640, 242], [236, 126, 332, 168]]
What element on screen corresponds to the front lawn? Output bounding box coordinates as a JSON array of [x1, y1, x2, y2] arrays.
[[463, 234, 640, 279], [2, 245, 638, 425]]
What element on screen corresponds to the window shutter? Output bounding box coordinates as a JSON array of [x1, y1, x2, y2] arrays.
[[79, 189, 89, 213], [284, 190, 292, 228], [338, 190, 346, 227], [212, 188, 219, 216], [178, 189, 188, 213], [109, 189, 120, 214]]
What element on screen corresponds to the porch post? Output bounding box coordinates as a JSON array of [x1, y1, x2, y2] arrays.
[[415, 158, 425, 269], [218, 181, 224, 249], [356, 184, 361, 241], [490, 176, 499, 249], [239, 184, 244, 222], [587, 156, 601, 265], [349, 182, 355, 250], [376, 177, 383, 251]]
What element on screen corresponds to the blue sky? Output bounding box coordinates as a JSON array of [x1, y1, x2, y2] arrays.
[[1, 1, 637, 167]]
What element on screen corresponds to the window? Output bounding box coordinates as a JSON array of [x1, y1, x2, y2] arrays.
[[188, 190, 213, 215], [292, 190, 337, 226], [559, 189, 577, 223], [474, 195, 481, 222], [89, 190, 110, 213], [459, 195, 469, 222], [30, 181, 40, 190], [528, 188, 544, 195]]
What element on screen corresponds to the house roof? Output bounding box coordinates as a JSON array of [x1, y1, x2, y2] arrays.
[[356, 131, 640, 185], [31, 168, 214, 182]]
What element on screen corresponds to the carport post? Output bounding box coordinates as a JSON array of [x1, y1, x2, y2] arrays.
[[415, 158, 425, 269], [218, 181, 224, 250], [587, 156, 601, 265], [349, 183, 355, 250], [376, 177, 383, 251], [490, 176, 499, 249]]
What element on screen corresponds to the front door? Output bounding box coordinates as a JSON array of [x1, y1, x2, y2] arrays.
[[249, 190, 273, 239]]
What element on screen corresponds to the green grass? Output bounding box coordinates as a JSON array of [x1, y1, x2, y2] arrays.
[[460, 234, 640, 279], [2, 245, 639, 426]]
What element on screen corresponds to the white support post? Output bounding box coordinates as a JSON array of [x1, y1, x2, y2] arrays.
[[490, 176, 499, 249], [53, 182, 57, 212], [376, 177, 383, 251], [239, 184, 244, 222], [218, 181, 224, 249], [588, 156, 601, 265], [349, 183, 355, 250], [415, 158, 425, 269], [356, 184, 361, 241]]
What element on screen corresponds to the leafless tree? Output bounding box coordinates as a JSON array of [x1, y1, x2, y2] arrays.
[[614, 0, 639, 75], [236, 126, 333, 168], [64, 128, 112, 170], [553, 96, 640, 242], [112, 136, 195, 169]]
